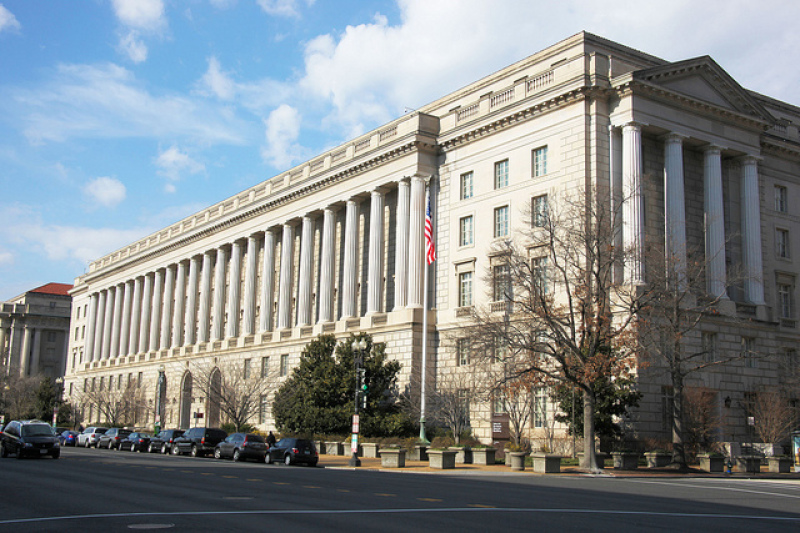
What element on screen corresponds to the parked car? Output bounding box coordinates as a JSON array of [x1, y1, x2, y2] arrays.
[[58, 430, 79, 446], [77, 427, 109, 448], [118, 432, 151, 452], [171, 427, 227, 457], [265, 438, 318, 466], [0, 420, 60, 459], [97, 428, 132, 449], [213, 433, 268, 462], [148, 429, 185, 454]]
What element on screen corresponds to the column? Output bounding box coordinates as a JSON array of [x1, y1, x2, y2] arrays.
[[0, 323, 6, 368], [138, 274, 153, 353], [277, 223, 295, 329], [197, 251, 213, 343], [226, 241, 242, 338], [318, 207, 336, 323], [212, 246, 228, 341], [703, 146, 728, 300], [84, 293, 98, 362], [184, 256, 200, 345], [341, 199, 359, 318], [367, 189, 385, 314], [160, 265, 175, 349], [128, 278, 142, 355], [394, 180, 410, 310], [101, 287, 115, 359], [622, 122, 645, 285], [740, 156, 765, 305], [92, 290, 106, 361], [109, 283, 123, 358], [30, 329, 41, 375], [242, 235, 258, 335], [664, 133, 688, 288], [20, 326, 32, 376], [119, 280, 133, 356], [407, 176, 426, 307], [296, 216, 315, 326], [149, 269, 163, 351], [609, 126, 624, 284], [259, 230, 277, 332], [173, 261, 187, 347]]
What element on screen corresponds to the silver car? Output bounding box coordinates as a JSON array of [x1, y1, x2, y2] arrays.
[[77, 427, 108, 448]]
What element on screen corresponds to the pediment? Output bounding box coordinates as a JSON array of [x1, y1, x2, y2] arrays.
[[631, 57, 774, 123]]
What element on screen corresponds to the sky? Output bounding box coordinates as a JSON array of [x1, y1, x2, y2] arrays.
[[1, 0, 799, 300]]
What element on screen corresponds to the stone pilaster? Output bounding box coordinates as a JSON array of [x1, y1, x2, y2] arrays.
[[93, 290, 106, 361], [278, 223, 295, 329], [394, 179, 410, 310], [407, 176, 426, 307], [101, 287, 115, 359], [703, 145, 729, 301], [296, 216, 315, 326], [149, 269, 163, 352], [128, 277, 142, 354], [242, 235, 258, 335], [318, 207, 336, 323], [185, 256, 200, 345], [173, 261, 187, 347], [367, 189, 385, 314], [227, 241, 243, 338], [740, 156, 766, 305], [259, 230, 277, 333], [212, 246, 228, 341], [109, 283, 123, 358], [139, 274, 152, 353], [119, 280, 133, 356], [341, 199, 359, 318], [664, 133, 688, 288], [622, 122, 645, 285], [84, 293, 98, 362], [198, 251, 213, 343]]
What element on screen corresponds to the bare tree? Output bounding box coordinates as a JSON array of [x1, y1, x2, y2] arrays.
[[682, 386, 725, 456], [426, 370, 481, 444], [744, 388, 796, 445], [0, 374, 40, 421], [78, 378, 147, 427]]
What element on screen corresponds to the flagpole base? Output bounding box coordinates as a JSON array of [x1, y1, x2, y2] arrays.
[[418, 417, 430, 444]]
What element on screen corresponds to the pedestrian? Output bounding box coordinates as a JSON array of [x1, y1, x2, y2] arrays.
[[267, 431, 276, 447]]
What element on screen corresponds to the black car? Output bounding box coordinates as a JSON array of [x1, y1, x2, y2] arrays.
[[265, 438, 318, 466], [0, 420, 60, 459], [97, 428, 132, 449], [118, 432, 151, 452], [171, 427, 227, 457], [148, 429, 185, 454], [213, 433, 268, 462]]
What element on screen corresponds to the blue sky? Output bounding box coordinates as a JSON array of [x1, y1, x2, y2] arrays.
[[1, 0, 799, 300]]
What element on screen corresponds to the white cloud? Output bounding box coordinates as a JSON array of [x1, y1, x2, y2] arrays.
[[119, 31, 148, 63], [111, 0, 165, 31], [155, 145, 205, 187], [83, 176, 127, 208], [201, 56, 235, 100], [256, 0, 315, 18], [261, 104, 304, 169], [15, 224, 147, 266], [0, 3, 20, 33]]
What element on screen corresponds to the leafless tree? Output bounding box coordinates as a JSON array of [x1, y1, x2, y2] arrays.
[[0, 374, 40, 421], [79, 377, 147, 427], [743, 388, 796, 445], [425, 370, 483, 444]]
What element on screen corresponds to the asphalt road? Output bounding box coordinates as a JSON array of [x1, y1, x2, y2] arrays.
[[0, 447, 799, 532]]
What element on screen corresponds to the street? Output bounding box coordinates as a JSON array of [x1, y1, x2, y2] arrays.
[[0, 447, 799, 531]]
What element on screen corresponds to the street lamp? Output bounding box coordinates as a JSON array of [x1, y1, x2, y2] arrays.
[[349, 338, 368, 467], [155, 365, 165, 435], [53, 377, 64, 428]]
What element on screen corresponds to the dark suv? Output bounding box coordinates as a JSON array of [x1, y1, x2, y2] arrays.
[[0, 420, 60, 459], [148, 429, 184, 454], [171, 427, 227, 457]]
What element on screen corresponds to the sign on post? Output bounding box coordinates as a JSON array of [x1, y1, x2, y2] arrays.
[[352, 414, 360, 434]]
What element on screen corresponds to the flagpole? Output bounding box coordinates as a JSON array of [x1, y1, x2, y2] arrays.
[[419, 180, 432, 444]]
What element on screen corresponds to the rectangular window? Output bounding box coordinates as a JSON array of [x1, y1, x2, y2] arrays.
[[702, 332, 717, 363], [532, 146, 548, 177], [99, 377, 104, 391], [494, 160, 509, 189], [261, 356, 270, 378], [493, 335, 508, 362], [493, 264, 510, 302], [775, 185, 788, 212], [83, 378, 88, 393], [494, 205, 509, 238], [75, 327, 79, 341], [137, 372, 143, 386], [533, 388, 548, 428], [459, 216, 474, 246], [259, 395, 269, 425], [243, 358, 251, 379], [532, 256, 549, 294], [46, 331, 56, 342], [459, 271, 473, 307], [280, 354, 288, 377], [532, 194, 548, 227], [778, 283, 794, 319], [493, 392, 507, 415], [661, 386, 674, 433], [742, 337, 757, 368], [457, 338, 471, 366], [776, 228, 790, 258], [460, 172, 474, 200], [458, 389, 470, 427]]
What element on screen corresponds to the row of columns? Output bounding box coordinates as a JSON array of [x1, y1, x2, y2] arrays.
[[614, 122, 764, 304], [82, 176, 431, 363], [0, 319, 67, 377]]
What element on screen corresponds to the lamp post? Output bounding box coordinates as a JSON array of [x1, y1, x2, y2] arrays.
[[53, 377, 64, 428], [349, 338, 367, 467], [155, 365, 165, 435]]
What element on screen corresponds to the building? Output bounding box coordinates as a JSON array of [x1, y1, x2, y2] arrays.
[[64, 32, 799, 445], [1, 283, 73, 378]]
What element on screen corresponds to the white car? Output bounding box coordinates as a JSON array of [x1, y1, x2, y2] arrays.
[[77, 427, 108, 448]]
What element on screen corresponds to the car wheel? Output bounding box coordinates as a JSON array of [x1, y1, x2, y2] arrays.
[[265, 453, 272, 465], [171, 444, 180, 455], [116, 443, 123, 451], [214, 448, 222, 460], [162, 444, 168, 454], [233, 449, 241, 462], [148, 443, 154, 453], [190, 445, 199, 458], [52, 452, 60, 459], [84, 440, 89, 448], [0, 442, 7, 458], [284, 454, 292, 466]]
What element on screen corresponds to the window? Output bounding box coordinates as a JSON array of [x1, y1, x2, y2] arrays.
[[778, 282, 795, 320], [459, 216, 474, 246], [493, 392, 507, 415], [83, 378, 88, 393], [457, 389, 470, 427], [259, 395, 269, 425], [460, 172, 474, 200], [532, 256, 549, 294], [742, 337, 757, 368], [493, 264, 510, 302], [459, 272, 473, 307], [532, 146, 548, 177], [494, 160, 509, 189], [493, 335, 508, 362], [457, 338, 471, 366], [74, 327, 79, 341], [280, 354, 288, 377], [661, 386, 674, 433], [118, 374, 122, 389], [532, 194, 548, 227], [137, 372, 143, 386], [99, 376, 104, 391], [46, 331, 56, 342], [775, 185, 788, 212], [243, 358, 251, 379], [91, 377, 96, 392], [701, 332, 717, 363], [494, 205, 509, 238], [776, 228, 790, 258], [261, 356, 270, 378], [533, 388, 548, 428]]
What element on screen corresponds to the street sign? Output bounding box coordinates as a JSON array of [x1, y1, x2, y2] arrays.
[[351, 433, 358, 454], [352, 414, 360, 434]]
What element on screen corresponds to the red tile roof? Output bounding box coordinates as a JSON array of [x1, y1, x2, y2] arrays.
[[30, 283, 73, 296]]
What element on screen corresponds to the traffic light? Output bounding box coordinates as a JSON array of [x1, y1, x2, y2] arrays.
[[361, 383, 368, 409]]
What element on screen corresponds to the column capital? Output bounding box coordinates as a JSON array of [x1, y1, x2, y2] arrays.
[[622, 121, 645, 132], [736, 154, 762, 165], [661, 132, 688, 143], [702, 143, 725, 155]]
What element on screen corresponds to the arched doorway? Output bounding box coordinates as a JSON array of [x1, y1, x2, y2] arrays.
[[207, 368, 222, 428], [179, 371, 193, 429]]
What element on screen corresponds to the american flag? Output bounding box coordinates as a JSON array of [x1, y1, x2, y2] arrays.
[[425, 193, 436, 265]]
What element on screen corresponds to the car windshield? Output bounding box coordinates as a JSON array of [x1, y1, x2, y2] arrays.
[[21, 425, 55, 437]]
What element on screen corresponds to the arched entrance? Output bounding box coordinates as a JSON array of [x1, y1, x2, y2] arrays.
[[207, 368, 222, 428], [179, 371, 193, 429]]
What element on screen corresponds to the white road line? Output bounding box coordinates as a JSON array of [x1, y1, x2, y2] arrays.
[[620, 478, 800, 499]]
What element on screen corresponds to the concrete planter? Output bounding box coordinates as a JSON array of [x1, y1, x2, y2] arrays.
[[313, 441, 324, 454], [509, 451, 527, 471], [448, 446, 473, 464], [531, 453, 562, 473], [407, 445, 428, 462], [378, 448, 405, 468], [736, 455, 761, 474], [428, 450, 457, 469], [644, 452, 672, 468], [577, 452, 609, 468], [361, 443, 380, 458], [698, 454, 725, 473], [325, 441, 344, 456], [768, 457, 792, 473], [612, 452, 640, 470], [471, 448, 496, 465]]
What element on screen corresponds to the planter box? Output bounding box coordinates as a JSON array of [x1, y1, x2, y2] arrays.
[[408, 445, 428, 462], [379, 448, 405, 468], [736, 455, 761, 474], [448, 446, 473, 464], [509, 451, 527, 471], [698, 454, 725, 473], [577, 452, 609, 468], [428, 450, 457, 469], [471, 448, 496, 465], [314, 440, 324, 454], [612, 452, 640, 470], [531, 453, 562, 473], [325, 442, 344, 456], [361, 443, 380, 458], [768, 457, 792, 473], [644, 452, 672, 468]]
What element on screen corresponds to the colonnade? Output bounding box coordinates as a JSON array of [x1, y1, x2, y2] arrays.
[[82, 176, 430, 363]]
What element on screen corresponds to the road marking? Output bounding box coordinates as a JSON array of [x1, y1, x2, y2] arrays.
[[375, 493, 396, 497], [180, 470, 192, 474], [273, 482, 289, 485], [200, 473, 214, 476], [337, 489, 350, 493], [246, 479, 261, 482], [222, 476, 238, 479], [468, 504, 495, 508], [303, 486, 321, 489], [623, 479, 800, 500], [418, 498, 442, 502]]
